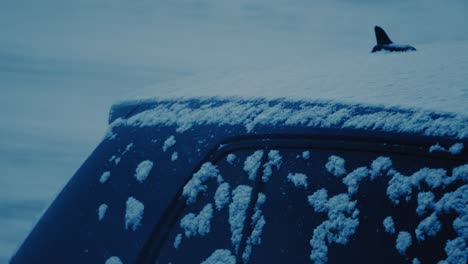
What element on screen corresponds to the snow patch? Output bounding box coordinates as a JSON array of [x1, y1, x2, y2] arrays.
[[171, 151, 178, 161], [226, 153, 236, 164], [383, 216, 395, 234], [163, 136, 176, 152], [370, 156, 392, 180], [105, 256, 123, 264], [308, 189, 359, 264], [243, 150, 263, 181], [302, 150, 310, 160], [415, 213, 441, 241], [125, 197, 144, 231], [342, 167, 369, 195], [438, 237, 467, 264], [229, 185, 252, 253], [173, 233, 182, 249], [98, 204, 108, 222], [183, 162, 222, 204], [325, 155, 346, 177], [201, 249, 236, 264], [396, 231, 412, 255], [262, 150, 282, 182], [416, 192, 435, 216], [242, 193, 267, 263], [287, 173, 308, 188], [100, 171, 111, 184], [449, 143, 464, 155], [214, 182, 231, 211], [134, 160, 153, 183], [429, 143, 446, 153], [180, 203, 213, 238]]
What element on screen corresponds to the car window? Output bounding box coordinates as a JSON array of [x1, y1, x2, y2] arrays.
[[249, 147, 466, 264], [155, 149, 268, 264]]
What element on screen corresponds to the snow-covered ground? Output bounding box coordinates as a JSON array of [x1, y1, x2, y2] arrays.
[[1, 0, 467, 262]]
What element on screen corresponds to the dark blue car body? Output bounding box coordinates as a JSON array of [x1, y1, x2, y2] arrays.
[[11, 98, 468, 264]]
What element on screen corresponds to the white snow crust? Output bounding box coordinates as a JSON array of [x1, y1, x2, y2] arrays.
[[180, 203, 213, 238], [243, 151, 263, 181], [383, 216, 396, 234], [262, 150, 282, 182], [125, 197, 144, 231], [98, 203, 108, 222], [162, 135, 176, 152], [396, 231, 412, 255], [105, 256, 123, 264], [287, 173, 308, 188], [182, 162, 221, 204], [325, 155, 346, 177], [201, 249, 236, 264], [107, 98, 468, 139], [100, 171, 111, 184], [214, 182, 230, 211], [134, 160, 153, 183], [229, 185, 252, 253]]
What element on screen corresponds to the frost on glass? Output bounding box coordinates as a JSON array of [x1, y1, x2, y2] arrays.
[[180, 204, 214, 238], [243, 150, 264, 181]]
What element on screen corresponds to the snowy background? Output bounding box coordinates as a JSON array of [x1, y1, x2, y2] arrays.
[[1, 0, 467, 261]]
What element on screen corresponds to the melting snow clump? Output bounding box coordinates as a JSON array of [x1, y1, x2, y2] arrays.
[[396, 231, 412, 255], [125, 197, 144, 231], [342, 167, 369, 195], [100, 171, 111, 183], [243, 193, 267, 263], [370, 156, 392, 179], [214, 182, 231, 211], [201, 249, 236, 264], [308, 189, 359, 264], [325, 155, 346, 177], [163, 135, 176, 152], [134, 160, 153, 183], [98, 204, 108, 221], [173, 233, 182, 249], [226, 153, 236, 164], [243, 150, 264, 181], [183, 162, 222, 204], [287, 173, 308, 188], [229, 185, 252, 253], [302, 150, 310, 160], [105, 256, 123, 264], [171, 152, 178, 161], [383, 216, 395, 234], [262, 150, 282, 182], [180, 203, 214, 238]]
